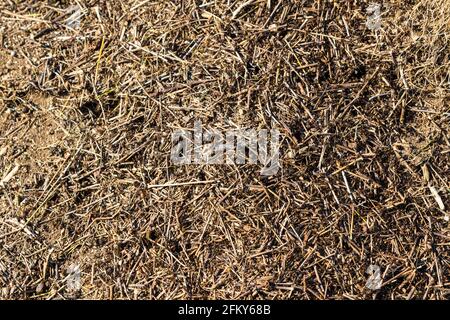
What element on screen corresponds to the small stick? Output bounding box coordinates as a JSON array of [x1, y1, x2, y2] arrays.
[[232, 0, 256, 19], [146, 180, 216, 188], [0, 164, 20, 187], [428, 185, 445, 211]]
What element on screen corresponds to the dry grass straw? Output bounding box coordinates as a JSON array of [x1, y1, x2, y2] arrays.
[[0, 0, 448, 299]]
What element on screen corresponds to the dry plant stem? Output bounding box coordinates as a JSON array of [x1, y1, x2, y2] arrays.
[[0, 0, 448, 300]]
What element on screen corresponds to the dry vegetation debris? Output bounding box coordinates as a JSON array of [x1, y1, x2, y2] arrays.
[[0, 0, 449, 299]]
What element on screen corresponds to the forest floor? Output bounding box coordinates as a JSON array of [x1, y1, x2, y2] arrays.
[[0, 0, 449, 299]]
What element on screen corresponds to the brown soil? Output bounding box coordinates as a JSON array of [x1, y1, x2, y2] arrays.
[[0, 0, 449, 299]]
